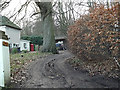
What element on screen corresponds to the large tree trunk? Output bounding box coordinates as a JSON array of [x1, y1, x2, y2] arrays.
[[35, 2, 57, 54], [42, 9, 57, 53]]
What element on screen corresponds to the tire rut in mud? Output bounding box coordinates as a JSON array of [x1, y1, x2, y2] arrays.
[[42, 57, 72, 88]]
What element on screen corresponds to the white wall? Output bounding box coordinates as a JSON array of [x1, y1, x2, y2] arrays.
[[20, 40, 30, 51], [0, 26, 21, 48], [0, 26, 6, 32]]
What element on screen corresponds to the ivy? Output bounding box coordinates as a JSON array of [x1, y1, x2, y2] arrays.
[[21, 35, 43, 46]]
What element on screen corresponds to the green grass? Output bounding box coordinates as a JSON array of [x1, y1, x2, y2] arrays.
[[10, 51, 51, 61]]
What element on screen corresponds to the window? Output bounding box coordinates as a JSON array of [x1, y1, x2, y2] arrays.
[[24, 43, 27, 49], [13, 43, 16, 48], [13, 44, 15, 46]]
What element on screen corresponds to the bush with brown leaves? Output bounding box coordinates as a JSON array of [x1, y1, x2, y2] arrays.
[[68, 4, 120, 61]]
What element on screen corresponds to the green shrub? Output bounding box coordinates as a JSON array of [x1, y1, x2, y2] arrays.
[[22, 50, 28, 53], [21, 35, 43, 46], [11, 48, 18, 54]]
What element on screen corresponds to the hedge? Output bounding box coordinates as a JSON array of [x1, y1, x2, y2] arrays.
[[67, 4, 119, 61]]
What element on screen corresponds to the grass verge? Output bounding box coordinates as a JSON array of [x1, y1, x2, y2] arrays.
[[10, 51, 51, 87]]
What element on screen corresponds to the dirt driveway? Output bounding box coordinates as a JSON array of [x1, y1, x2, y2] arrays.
[[18, 50, 119, 88]]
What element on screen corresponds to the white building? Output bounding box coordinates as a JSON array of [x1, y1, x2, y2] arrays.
[[0, 15, 22, 48], [20, 40, 30, 51]]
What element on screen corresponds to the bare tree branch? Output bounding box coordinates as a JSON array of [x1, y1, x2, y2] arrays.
[[0, 0, 12, 11], [9, 0, 31, 22]]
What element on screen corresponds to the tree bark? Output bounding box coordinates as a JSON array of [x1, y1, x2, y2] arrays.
[[35, 2, 57, 54]]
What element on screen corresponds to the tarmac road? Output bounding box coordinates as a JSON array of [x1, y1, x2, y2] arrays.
[[20, 50, 119, 88]]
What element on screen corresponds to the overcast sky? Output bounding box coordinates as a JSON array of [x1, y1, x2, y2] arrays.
[[1, 0, 35, 19], [0, 0, 118, 27], [0, 0, 89, 25], [0, 0, 119, 17]]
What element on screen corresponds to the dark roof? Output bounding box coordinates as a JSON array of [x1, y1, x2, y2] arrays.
[[0, 16, 22, 30], [55, 36, 67, 41]]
